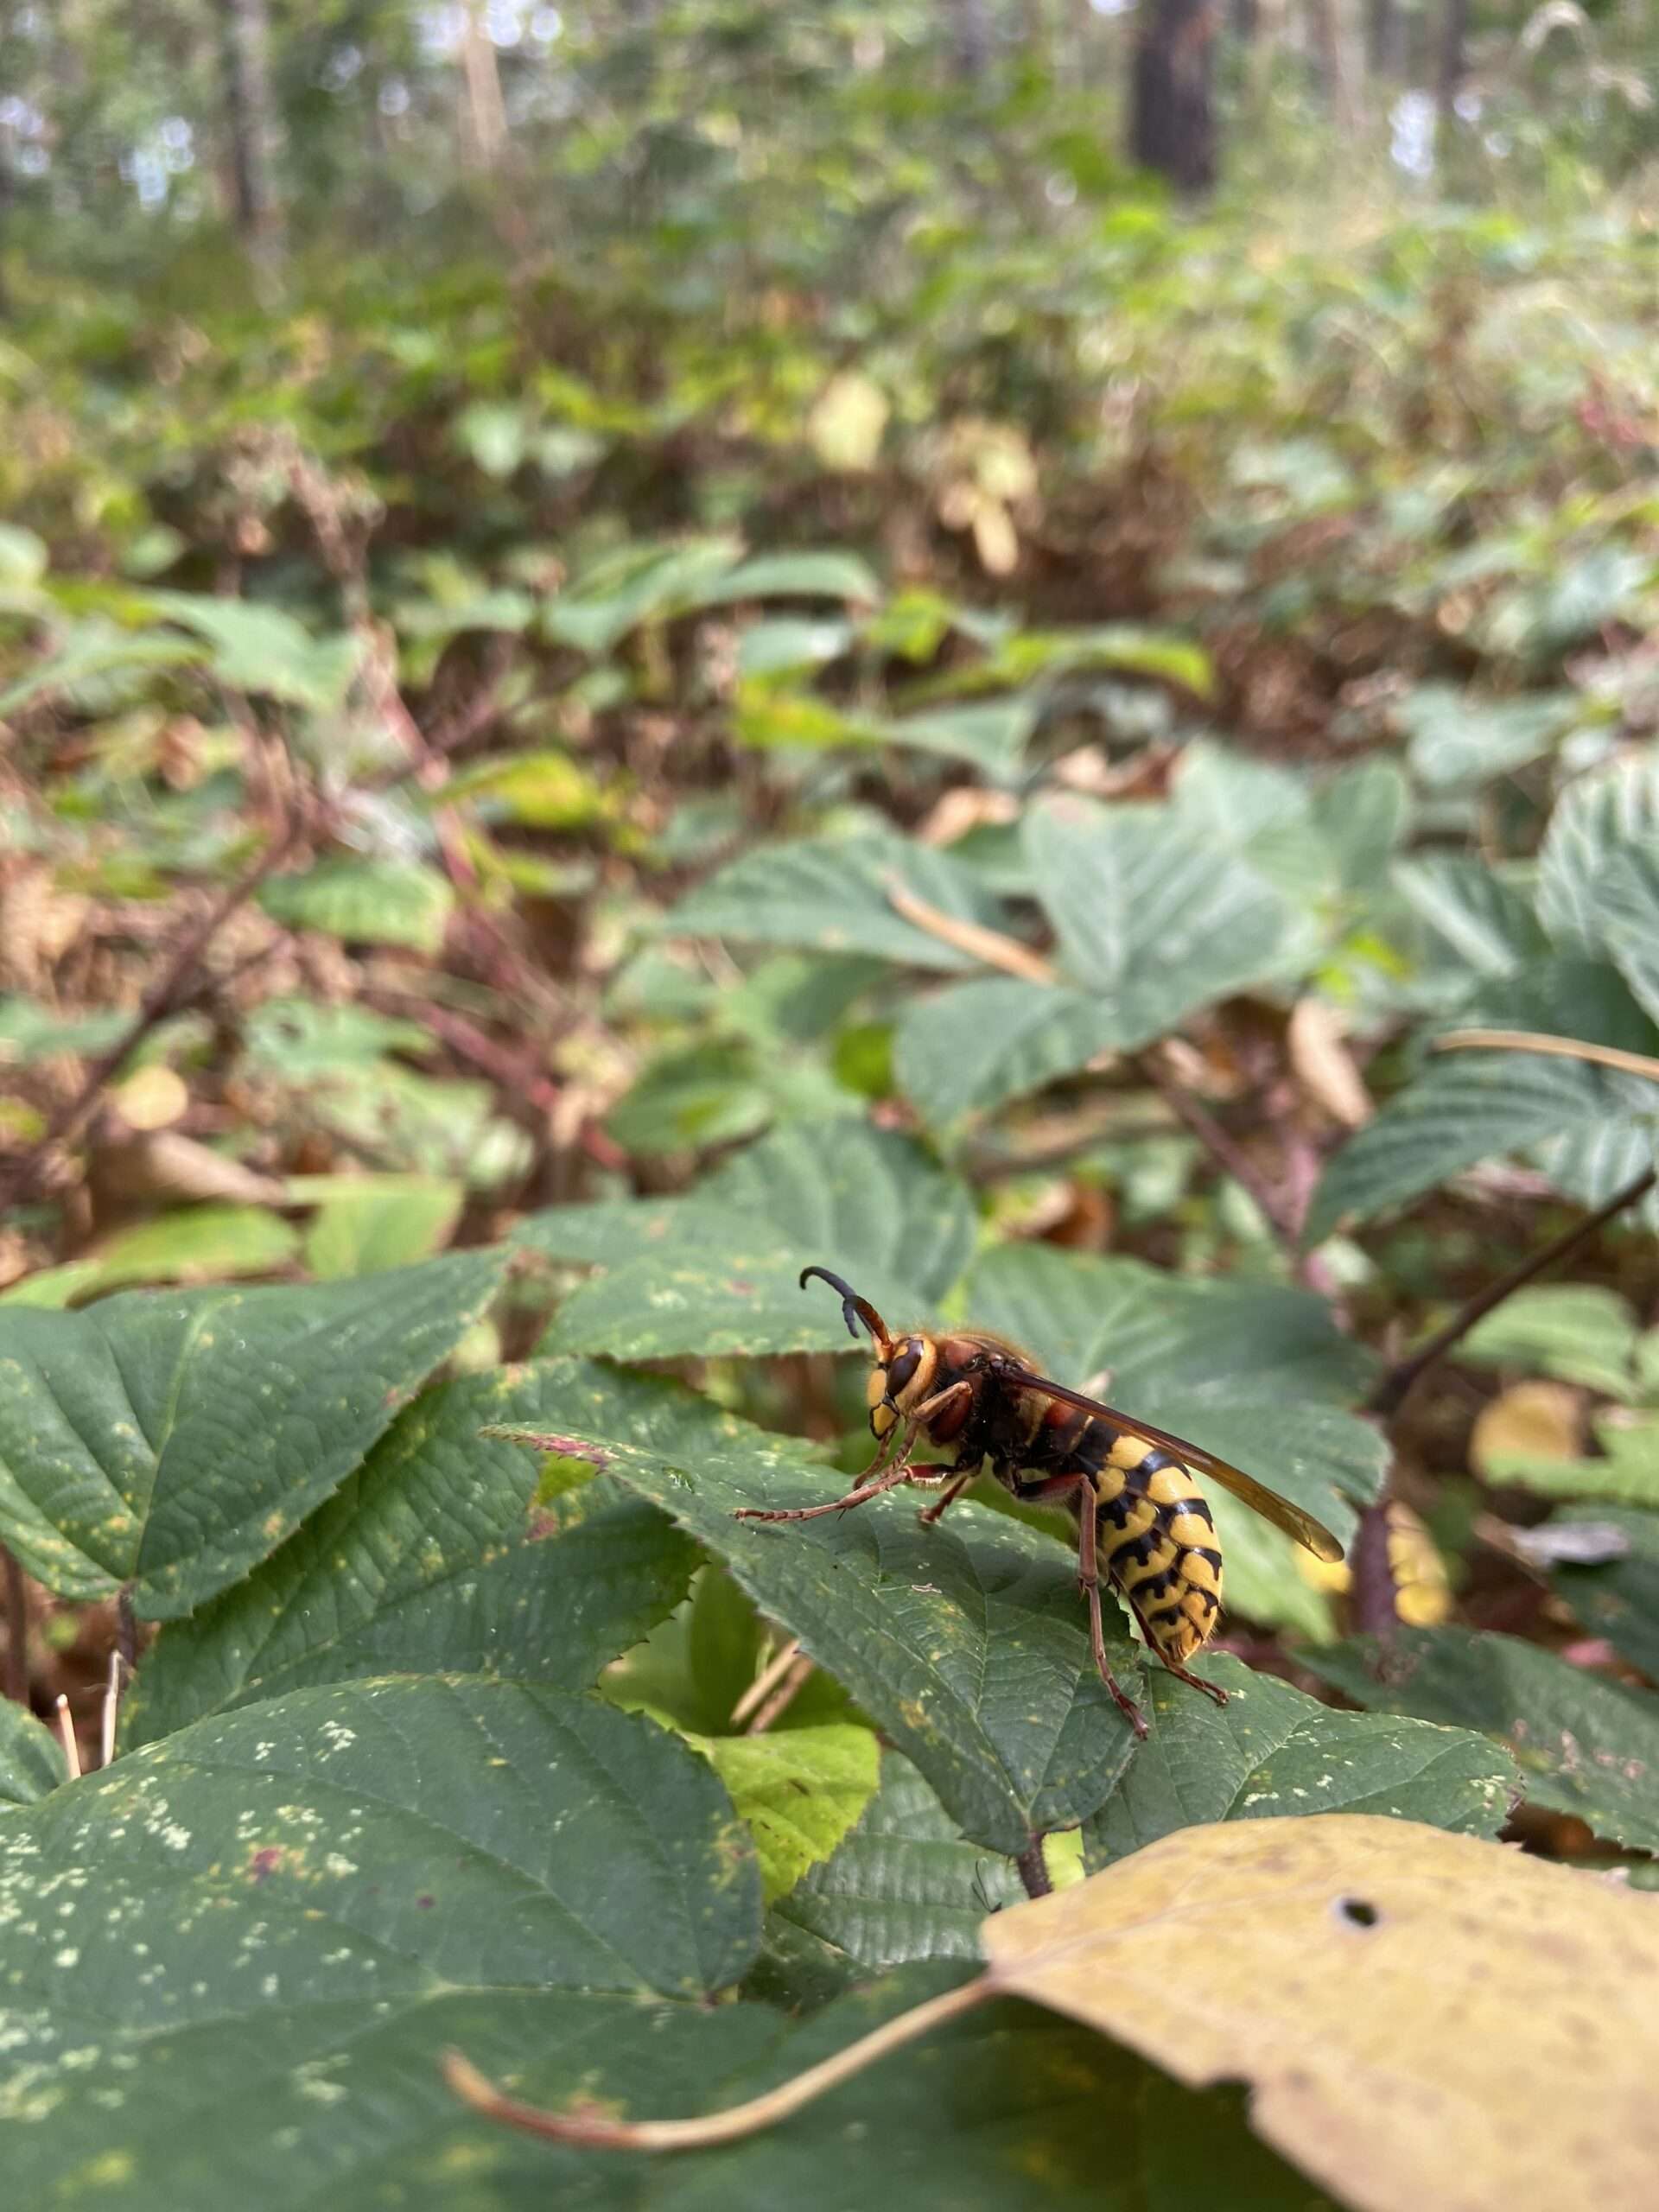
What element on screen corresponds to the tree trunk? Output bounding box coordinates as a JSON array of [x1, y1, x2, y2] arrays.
[[1305, 0, 1358, 129], [1129, 0, 1219, 194], [459, 0, 509, 170], [1437, 0, 1470, 120], [1232, 0, 1259, 45], [949, 0, 995, 79], [1365, 0, 1404, 76], [216, 0, 283, 270]]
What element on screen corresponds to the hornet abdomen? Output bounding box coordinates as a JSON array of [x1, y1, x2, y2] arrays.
[[1089, 1431, 1223, 1667]]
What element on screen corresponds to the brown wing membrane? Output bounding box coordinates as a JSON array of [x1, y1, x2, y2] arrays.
[[1007, 1368, 1346, 1563]]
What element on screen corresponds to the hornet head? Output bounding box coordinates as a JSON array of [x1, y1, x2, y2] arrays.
[[799, 1265, 937, 1440]]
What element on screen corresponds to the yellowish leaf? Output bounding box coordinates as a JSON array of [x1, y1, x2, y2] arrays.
[[806, 372, 889, 473], [970, 499, 1019, 576], [1471, 1378, 1583, 1480], [982, 1814, 1659, 2212], [1288, 997, 1372, 1128], [111, 1065, 189, 1132]]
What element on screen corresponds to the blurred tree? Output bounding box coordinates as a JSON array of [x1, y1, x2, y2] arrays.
[[1365, 0, 1405, 77], [950, 0, 995, 77], [1130, 0, 1218, 192], [217, 0, 284, 270], [1438, 0, 1469, 119], [458, 0, 508, 171]]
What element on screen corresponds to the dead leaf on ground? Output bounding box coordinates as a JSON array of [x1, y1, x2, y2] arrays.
[[1471, 1379, 1583, 1480], [1288, 997, 1373, 1128], [982, 1813, 1659, 2212]]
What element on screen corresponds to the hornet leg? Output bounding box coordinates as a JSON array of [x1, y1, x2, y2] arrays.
[[1075, 1483, 1148, 1742], [1130, 1599, 1230, 1709], [732, 1452, 915, 1525], [732, 1391, 927, 1525]]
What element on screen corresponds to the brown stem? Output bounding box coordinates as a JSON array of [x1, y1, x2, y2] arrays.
[[730, 1637, 804, 1730], [743, 1655, 815, 1735], [882, 879, 1058, 985], [1433, 1030, 1659, 1084], [444, 1974, 994, 2152], [1014, 1840, 1052, 1899], [882, 880, 1319, 1258], [1364, 1166, 1657, 1423], [1134, 1052, 1301, 1248], [0, 820, 300, 1213], [3, 1548, 28, 1705], [1349, 1499, 1402, 1640], [54, 1695, 81, 1781]]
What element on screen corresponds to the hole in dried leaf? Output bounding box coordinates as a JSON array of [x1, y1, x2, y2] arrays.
[[1337, 1896, 1380, 1929]]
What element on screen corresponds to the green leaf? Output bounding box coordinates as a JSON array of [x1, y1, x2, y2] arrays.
[[539, 1121, 976, 1357], [1553, 1507, 1659, 1682], [302, 1178, 463, 1279], [515, 1196, 688, 1268], [124, 1360, 696, 1743], [442, 747, 606, 828], [879, 696, 1041, 780], [1026, 798, 1293, 1025], [0, 996, 133, 1066], [490, 1363, 1146, 1855], [525, 1122, 975, 1301], [1306, 1049, 1659, 1242], [1085, 1653, 1517, 1865], [918, 623, 1212, 701], [698, 1120, 977, 1303], [543, 534, 742, 653], [692, 1723, 880, 1902], [604, 1039, 779, 1155], [0, 522, 47, 588], [734, 620, 853, 679], [146, 590, 358, 710], [1590, 846, 1659, 1029], [0, 1249, 507, 1614], [669, 832, 1008, 970], [1306, 1627, 1659, 1853], [259, 857, 454, 954], [894, 978, 1127, 1128], [241, 999, 431, 1076], [1393, 855, 1550, 977], [79, 1205, 301, 1292], [1461, 1285, 1643, 1400], [0, 1700, 67, 1808], [543, 1239, 933, 1360], [1536, 753, 1659, 955], [1399, 684, 1580, 787], [963, 1243, 1382, 1541], [1480, 1408, 1659, 1506], [1313, 759, 1410, 893], [767, 1749, 1026, 1977], [0, 616, 199, 717], [701, 550, 880, 605], [0, 1678, 766, 2198]]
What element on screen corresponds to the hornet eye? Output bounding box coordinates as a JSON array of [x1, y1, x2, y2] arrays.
[[886, 1344, 921, 1395]]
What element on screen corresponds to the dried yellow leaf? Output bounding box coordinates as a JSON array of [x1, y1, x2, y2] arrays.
[[111, 1065, 189, 1132], [1471, 1378, 1582, 1479], [982, 1813, 1659, 2212]]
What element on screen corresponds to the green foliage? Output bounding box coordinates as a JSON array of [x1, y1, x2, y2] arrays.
[[0, 1253, 507, 1611], [0, 1700, 67, 1808], [1308, 1630, 1659, 1853], [6, 18, 1659, 2204], [1085, 1655, 1518, 1864], [123, 1362, 699, 1745], [491, 1363, 1146, 1857]]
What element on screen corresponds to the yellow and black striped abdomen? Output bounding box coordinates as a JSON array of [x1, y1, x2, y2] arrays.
[[1090, 1431, 1223, 1667]]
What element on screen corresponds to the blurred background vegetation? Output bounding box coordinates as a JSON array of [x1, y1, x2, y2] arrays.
[[2, 0, 1658, 1778]]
